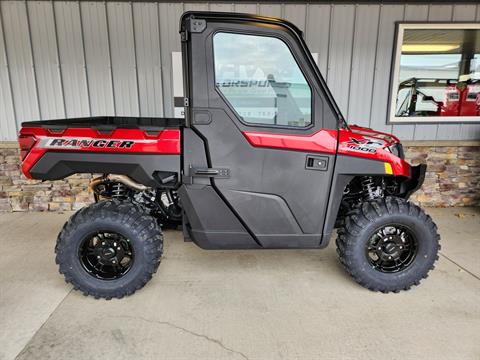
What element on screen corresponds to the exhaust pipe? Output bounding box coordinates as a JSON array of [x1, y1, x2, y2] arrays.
[[89, 174, 149, 192]]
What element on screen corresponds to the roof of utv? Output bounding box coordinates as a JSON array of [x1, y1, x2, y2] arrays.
[[179, 11, 303, 38]]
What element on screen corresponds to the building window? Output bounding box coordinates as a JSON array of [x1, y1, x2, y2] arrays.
[[390, 23, 480, 123], [213, 32, 312, 128]]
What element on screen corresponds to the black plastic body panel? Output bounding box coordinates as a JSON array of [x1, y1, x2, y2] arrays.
[[30, 152, 180, 188], [178, 184, 260, 249], [404, 164, 426, 199]]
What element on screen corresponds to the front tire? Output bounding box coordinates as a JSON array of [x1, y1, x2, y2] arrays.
[[55, 200, 163, 299], [336, 197, 440, 293]]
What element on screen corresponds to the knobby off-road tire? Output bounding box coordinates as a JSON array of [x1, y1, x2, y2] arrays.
[[55, 200, 163, 299], [336, 197, 440, 293]]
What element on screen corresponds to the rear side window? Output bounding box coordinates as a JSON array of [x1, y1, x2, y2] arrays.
[[213, 32, 312, 128]]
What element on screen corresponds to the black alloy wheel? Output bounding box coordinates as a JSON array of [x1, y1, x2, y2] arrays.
[[80, 231, 134, 280], [56, 200, 163, 299], [366, 224, 417, 273], [336, 197, 440, 293]]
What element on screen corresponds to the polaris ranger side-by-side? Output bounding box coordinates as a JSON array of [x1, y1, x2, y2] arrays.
[[18, 12, 439, 299]]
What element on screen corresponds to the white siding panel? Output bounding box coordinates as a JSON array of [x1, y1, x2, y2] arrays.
[[158, 2, 183, 117], [183, 3, 208, 12], [208, 3, 234, 13], [258, 4, 282, 18], [107, 2, 139, 116], [133, 2, 163, 117], [284, 4, 306, 32], [1, 1, 40, 127], [369, 5, 404, 134], [233, 3, 258, 14], [0, 8, 16, 140], [326, 5, 355, 115], [0, 1, 477, 141], [347, 5, 380, 125], [80, 2, 114, 116], [54, 1, 90, 118], [305, 5, 331, 77], [27, 1, 65, 120]]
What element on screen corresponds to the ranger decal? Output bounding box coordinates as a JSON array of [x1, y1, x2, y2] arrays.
[[38, 138, 135, 149]]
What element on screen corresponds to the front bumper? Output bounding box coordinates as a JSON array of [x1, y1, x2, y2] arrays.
[[403, 163, 427, 199]]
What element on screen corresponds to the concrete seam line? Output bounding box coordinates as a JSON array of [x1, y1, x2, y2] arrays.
[[14, 289, 74, 360], [439, 252, 480, 281], [112, 315, 250, 360]]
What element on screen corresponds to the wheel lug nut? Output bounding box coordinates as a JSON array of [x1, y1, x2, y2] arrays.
[[388, 256, 392, 259], [117, 247, 121, 250], [113, 242, 117, 246], [102, 242, 105, 245], [97, 256, 100, 259], [378, 247, 381, 250]]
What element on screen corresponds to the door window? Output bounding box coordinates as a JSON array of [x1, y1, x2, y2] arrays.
[[213, 32, 312, 127]]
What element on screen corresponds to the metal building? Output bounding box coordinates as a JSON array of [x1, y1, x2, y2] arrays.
[[0, 1, 479, 141]]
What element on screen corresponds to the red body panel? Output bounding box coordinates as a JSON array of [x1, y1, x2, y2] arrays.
[[19, 122, 411, 180], [242, 125, 410, 177], [337, 126, 410, 178], [19, 127, 181, 179], [242, 129, 338, 154]]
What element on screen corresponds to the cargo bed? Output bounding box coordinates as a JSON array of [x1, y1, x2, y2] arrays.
[[19, 116, 182, 187]]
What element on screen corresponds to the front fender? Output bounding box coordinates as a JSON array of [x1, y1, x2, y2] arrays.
[[402, 163, 427, 199], [320, 156, 424, 248]]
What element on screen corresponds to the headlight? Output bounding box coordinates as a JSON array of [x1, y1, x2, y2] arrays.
[[386, 143, 404, 159]]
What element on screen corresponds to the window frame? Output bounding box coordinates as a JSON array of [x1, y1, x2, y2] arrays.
[[212, 30, 315, 130], [388, 22, 480, 124]]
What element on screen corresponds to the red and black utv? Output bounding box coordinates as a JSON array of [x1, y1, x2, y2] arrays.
[[18, 12, 439, 299]]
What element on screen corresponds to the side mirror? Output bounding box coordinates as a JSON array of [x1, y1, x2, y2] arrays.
[[422, 95, 435, 102]]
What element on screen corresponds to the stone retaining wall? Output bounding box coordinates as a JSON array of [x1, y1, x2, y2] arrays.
[[0, 142, 478, 211]]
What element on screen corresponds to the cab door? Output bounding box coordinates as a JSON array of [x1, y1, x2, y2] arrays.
[[180, 12, 340, 249]]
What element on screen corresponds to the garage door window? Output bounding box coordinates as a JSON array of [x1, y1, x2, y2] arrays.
[[390, 24, 480, 123], [213, 32, 312, 128]]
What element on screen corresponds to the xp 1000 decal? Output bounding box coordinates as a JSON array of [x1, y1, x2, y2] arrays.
[[346, 137, 385, 154]]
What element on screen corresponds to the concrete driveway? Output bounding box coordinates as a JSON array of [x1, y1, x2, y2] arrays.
[[1, 207, 479, 360]]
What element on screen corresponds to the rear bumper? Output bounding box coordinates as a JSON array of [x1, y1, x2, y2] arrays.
[[403, 163, 427, 199]]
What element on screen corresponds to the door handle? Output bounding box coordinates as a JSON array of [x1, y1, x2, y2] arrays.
[[305, 156, 328, 171], [189, 166, 230, 178], [194, 169, 219, 176]]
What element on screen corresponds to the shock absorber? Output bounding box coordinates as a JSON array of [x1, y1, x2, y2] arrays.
[[111, 182, 128, 199], [361, 176, 376, 200]]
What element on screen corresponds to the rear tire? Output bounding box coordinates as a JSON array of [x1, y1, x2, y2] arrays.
[[336, 197, 440, 293], [55, 200, 163, 299]]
